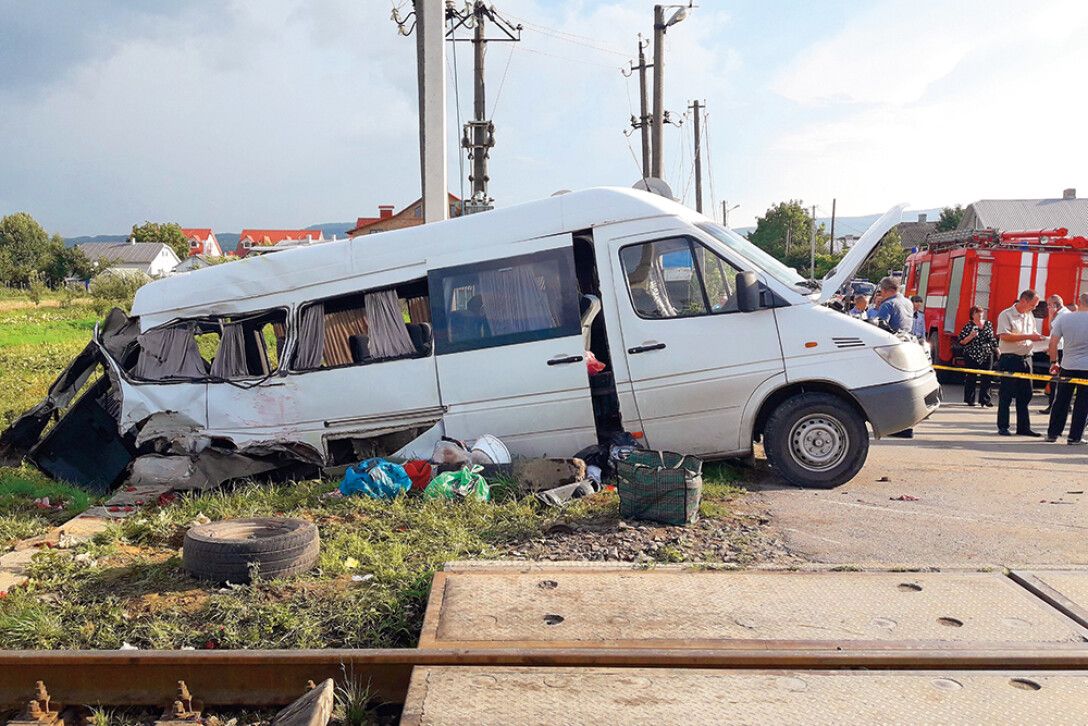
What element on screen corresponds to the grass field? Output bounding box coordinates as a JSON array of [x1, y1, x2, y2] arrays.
[[0, 294, 100, 545], [0, 289, 764, 650]]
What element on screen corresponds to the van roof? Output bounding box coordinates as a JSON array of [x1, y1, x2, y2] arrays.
[[131, 187, 694, 325]]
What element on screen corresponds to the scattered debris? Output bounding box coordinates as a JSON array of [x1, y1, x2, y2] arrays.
[[270, 678, 334, 726], [878, 475, 892, 482], [891, 494, 919, 501]]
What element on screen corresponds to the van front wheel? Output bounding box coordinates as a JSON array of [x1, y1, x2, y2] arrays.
[[764, 393, 868, 489]]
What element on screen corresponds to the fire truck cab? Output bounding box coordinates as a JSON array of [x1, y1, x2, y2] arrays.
[[904, 228, 1088, 370]]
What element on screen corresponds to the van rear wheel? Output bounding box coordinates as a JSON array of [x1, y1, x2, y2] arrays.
[[764, 393, 868, 489]]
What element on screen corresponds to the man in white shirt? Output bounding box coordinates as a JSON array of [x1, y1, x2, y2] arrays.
[[995, 289, 1047, 436], [848, 294, 870, 319], [1046, 293, 1088, 444], [1041, 295, 1069, 414]]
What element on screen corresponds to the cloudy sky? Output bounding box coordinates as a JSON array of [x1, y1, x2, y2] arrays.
[[1, 0, 1086, 236]]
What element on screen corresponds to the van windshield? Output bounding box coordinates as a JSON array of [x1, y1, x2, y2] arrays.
[[696, 222, 810, 290]]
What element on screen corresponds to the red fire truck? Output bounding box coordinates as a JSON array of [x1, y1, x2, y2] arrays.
[[903, 227, 1088, 370]]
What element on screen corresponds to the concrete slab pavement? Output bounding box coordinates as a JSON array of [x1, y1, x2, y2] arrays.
[[754, 384, 1088, 567]]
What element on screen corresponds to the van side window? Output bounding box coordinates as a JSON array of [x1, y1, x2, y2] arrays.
[[131, 309, 286, 382], [292, 278, 431, 371], [621, 238, 740, 319], [429, 247, 581, 354]]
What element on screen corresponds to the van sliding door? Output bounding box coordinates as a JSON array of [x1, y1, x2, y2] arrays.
[[429, 240, 596, 457]]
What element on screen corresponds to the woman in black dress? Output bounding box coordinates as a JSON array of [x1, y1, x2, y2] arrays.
[[958, 306, 998, 406]]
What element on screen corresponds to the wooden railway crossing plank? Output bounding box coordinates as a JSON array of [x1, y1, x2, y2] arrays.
[[419, 565, 1088, 650], [400, 667, 1088, 726], [1010, 569, 1088, 631]]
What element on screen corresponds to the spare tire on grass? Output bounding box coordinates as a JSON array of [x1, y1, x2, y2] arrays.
[[183, 518, 319, 583]]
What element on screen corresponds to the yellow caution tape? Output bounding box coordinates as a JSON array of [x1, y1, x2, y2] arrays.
[[932, 364, 1088, 386]]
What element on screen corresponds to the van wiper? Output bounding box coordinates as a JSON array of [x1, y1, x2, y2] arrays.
[[796, 279, 821, 291]]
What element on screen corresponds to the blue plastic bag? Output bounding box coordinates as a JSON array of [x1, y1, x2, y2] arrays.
[[339, 457, 412, 499]]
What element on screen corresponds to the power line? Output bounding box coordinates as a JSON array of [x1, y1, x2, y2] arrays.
[[503, 13, 629, 57], [448, 24, 467, 206], [516, 45, 623, 70], [489, 42, 516, 118], [703, 110, 718, 222]]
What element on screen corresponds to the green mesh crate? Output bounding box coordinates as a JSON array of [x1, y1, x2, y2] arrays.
[[615, 450, 703, 526]]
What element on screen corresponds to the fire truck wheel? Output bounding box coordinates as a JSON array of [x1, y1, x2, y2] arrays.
[[764, 393, 869, 489], [183, 518, 319, 583]]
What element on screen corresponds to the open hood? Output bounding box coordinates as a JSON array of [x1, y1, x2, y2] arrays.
[[818, 203, 908, 303]]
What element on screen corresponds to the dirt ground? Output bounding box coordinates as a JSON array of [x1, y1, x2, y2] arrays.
[[753, 383, 1088, 568]]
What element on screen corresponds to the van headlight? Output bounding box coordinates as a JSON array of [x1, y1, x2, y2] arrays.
[[874, 343, 928, 372]]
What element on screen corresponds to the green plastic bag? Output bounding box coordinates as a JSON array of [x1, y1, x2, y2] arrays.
[[423, 465, 490, 502]]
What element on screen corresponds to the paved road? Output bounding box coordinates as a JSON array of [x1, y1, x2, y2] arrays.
[[753, 384, 1088, 567]]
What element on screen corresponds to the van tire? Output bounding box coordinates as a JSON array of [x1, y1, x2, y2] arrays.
[[764, 393, 868, 489], [183, 518, 319, 583]]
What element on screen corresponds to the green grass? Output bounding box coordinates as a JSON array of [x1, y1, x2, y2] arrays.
[[0, 297, 99, 428], [0, 464, 749, 650], [0, 466, 95, 549]]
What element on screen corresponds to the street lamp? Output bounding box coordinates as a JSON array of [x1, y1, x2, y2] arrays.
[[651, 3, 693, 180]]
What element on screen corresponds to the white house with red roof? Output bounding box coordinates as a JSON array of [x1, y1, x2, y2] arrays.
[[235, 229, 324, 257], [180, 228, 223, 257]]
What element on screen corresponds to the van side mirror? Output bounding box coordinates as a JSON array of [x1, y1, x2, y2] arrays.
[[736, 271, 761, 312]]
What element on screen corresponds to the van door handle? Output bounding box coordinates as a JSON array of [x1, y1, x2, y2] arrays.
[[547, 355, 584, 366], [628, 342, 667, 354]]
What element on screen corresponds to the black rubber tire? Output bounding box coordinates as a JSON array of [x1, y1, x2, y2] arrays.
[[183, 518, 320, 583], [763, 393, 869, 489]]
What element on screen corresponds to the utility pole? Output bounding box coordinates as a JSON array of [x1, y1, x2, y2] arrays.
[[722, 201, 738, 228], [394, 1, 449, 224], [447, 1, 521, 214], [690, 100, 703, 213], [651, 4, 690, 180], [785, 225, 792, 256], [829, 197, 837, 255], [626, 37, 652, 179], [810, 205, 817, 280]]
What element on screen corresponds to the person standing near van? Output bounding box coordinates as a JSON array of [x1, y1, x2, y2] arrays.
[[910, 295, 926, 339], [995, 290, 1047, 436], [1046, 293, 1088, 445], [1041, 295, 1069, 415], [958, 306, 997, 407], [848, 294, 870, 319], [871, 277, 913, 334]]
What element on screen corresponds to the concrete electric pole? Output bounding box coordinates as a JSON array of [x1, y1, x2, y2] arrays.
[[625, 36, 652, 180], [722, 201, 738, 228], [810, 205, 817, 280], [690, 99, 703, 213], [447, 1, 521, 214], [395, 1, 449, 224], [651, 4, 690, 180], [829, 197, 837, 255]]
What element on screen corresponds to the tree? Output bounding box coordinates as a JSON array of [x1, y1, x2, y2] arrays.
[[747, 200, 838, 278], [0, 212, 53, 286], [860, 227, 906, 281], [936, 205, 964, 232], [40, 237, 94, 286], [131, 221, 188, 260]]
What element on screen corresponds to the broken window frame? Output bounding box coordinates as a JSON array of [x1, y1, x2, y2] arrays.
[[289, 277, 433, 373], [120, 307, 289, 385]]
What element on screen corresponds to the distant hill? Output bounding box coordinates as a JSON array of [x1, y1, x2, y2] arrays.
[[63, 234, 128, 248], [306, 222, 355, 239]]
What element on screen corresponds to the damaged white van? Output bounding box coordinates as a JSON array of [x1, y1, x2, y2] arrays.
[[0, 188, 938, 491]]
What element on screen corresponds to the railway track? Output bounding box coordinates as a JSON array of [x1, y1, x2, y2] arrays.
[[3, 566, 1087, 722]]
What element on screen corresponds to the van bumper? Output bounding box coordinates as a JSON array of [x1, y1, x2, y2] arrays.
[[852, 370, 941, 437]]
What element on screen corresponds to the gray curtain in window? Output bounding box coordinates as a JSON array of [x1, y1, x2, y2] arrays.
[[210, 322, 249, 378], [294, 303, 326, 369], [477, 266, 558, 335], [365, 289, 416, 358], [134, 324, 207, 380]]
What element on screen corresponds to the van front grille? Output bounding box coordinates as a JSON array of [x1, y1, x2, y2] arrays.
[[832, 337, 866, 349]]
